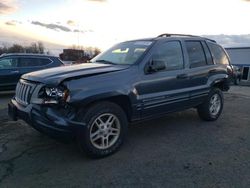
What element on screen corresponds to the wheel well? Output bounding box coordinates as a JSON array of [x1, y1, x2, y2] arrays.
[[212, 80, 229, 91], [80, 95, 132, 121]]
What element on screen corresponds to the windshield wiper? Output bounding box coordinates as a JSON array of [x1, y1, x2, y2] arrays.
[[95, 59, 117, 65]]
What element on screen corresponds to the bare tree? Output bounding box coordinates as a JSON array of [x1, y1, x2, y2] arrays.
[[0, 42, 46, 55], [8, 44, 25, 53], [24, 42, 45, 54], [38, 42, 45, 54], [93, 47, 101, 58]]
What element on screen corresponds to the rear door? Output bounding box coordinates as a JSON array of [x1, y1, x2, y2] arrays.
[[184, 40, 215, 105], [0, 56, 19, 91], [136, 40, 191, 118]]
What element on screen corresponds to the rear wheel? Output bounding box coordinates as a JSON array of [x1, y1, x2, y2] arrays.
[[76, 102, 128, 158], [197, 88, 224, 121]]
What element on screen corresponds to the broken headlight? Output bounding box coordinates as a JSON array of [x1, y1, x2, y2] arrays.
[[44, 87, 69, 104], [45, 87, 65, 98]]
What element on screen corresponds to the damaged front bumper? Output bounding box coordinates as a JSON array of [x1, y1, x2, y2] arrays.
[[8, 98, 86, 139]]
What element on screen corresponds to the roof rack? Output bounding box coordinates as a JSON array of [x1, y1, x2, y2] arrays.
[[157, 33, 198, 38], [0, 53, 56, 57], [157, 33, 216, 43]]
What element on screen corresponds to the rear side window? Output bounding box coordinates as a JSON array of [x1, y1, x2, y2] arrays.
[[185, 41, 207, 68], [152, 41, 184, 71], [202, 41, 214, 65], [18, 57, 51, 67], [39, 58, 52, 66], [207, 42, 229, 65]]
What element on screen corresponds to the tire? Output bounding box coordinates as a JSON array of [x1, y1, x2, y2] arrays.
[[197, 88, 224, 121], [76, 101, 128, 158]]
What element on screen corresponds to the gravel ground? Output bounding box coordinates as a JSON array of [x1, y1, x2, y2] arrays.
[[0, 86, 250, 188]]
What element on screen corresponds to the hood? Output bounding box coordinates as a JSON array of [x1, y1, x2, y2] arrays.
[[22, 63, 130, 85]]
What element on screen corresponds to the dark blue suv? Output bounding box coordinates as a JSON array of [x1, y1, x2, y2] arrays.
[[0, 53, 64, 91], [8, 34, 233, 158]]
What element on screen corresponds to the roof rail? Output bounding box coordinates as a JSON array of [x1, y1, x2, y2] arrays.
[[157, 33, 198, 38], [0, 53, 56, 57], [157, 33, 216, 43]]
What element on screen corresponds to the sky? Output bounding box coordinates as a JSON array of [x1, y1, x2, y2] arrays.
[[1, 0, 250, 52]]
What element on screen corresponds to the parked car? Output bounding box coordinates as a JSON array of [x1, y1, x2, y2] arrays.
[[232, 65, 242, 85], [0, 53, 64, 91], [9, 34, 233, 158]]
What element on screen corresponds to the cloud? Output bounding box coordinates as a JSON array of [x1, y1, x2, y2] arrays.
[[203, 34, 250, 47], [73, 29, 94, 33], [73, 29, 82, 33], [31, 20, 93, 34], [67, 20, 76, 26], [31, 21, 71, 32], [0, 2, 16, 14], [5, 20, 21, 26]]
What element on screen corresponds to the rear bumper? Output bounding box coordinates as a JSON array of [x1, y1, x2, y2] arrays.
[[8, 98, 86, 139]]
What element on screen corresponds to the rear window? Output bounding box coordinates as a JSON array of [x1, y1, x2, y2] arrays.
[[207, 42, 230, 65], [18, 57, 52, 67]]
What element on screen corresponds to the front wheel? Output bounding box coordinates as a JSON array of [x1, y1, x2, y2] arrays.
[[76, 102, 128, 158], [197, 88, 224, 121]]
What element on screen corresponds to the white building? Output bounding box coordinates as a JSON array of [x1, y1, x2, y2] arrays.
[[226, 47, 250, 83]]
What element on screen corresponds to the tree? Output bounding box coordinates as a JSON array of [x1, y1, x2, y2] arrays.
[[30, 43, 39, 53], [38, 42, 45, 54], [24, 42, 45, 54], [8, 44, 25, 53], [0, 42, 46, 55], [93, 47, 101, 58]]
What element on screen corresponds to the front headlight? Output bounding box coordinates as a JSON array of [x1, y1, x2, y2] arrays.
[[44, 87, 69, 103], [45, 87, 64, 98]]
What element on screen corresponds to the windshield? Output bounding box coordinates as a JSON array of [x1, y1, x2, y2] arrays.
[[92, 41, 153, 65]]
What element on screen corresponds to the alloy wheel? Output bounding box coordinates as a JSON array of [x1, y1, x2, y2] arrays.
[[209, 94, 221, 116], [90, 113, 121, 150]]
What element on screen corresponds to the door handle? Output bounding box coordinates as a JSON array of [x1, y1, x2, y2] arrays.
[[11, 70, 19, 74], [209, 69, 217, 73], [176, 74, 189, 79]]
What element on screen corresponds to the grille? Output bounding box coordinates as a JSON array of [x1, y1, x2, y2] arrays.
[[15, 80, 36, 106]]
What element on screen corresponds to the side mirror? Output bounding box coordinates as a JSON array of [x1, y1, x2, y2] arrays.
[[146, 59, 166, 73]]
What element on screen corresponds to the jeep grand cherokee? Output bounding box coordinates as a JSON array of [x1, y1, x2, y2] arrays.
[[9, 34, 233, 158]]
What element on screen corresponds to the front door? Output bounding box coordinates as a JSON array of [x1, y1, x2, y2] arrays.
[[136, 40, 191, 118]]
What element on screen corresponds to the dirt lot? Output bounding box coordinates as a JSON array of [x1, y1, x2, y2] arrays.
[[0, 86, 250, 188]]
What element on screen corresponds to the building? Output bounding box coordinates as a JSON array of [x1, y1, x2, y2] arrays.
[[59, 49, 90, 64], [226, 47, 250, 83]]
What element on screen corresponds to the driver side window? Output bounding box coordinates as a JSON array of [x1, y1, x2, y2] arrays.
[[152, 41, 184, 71]]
